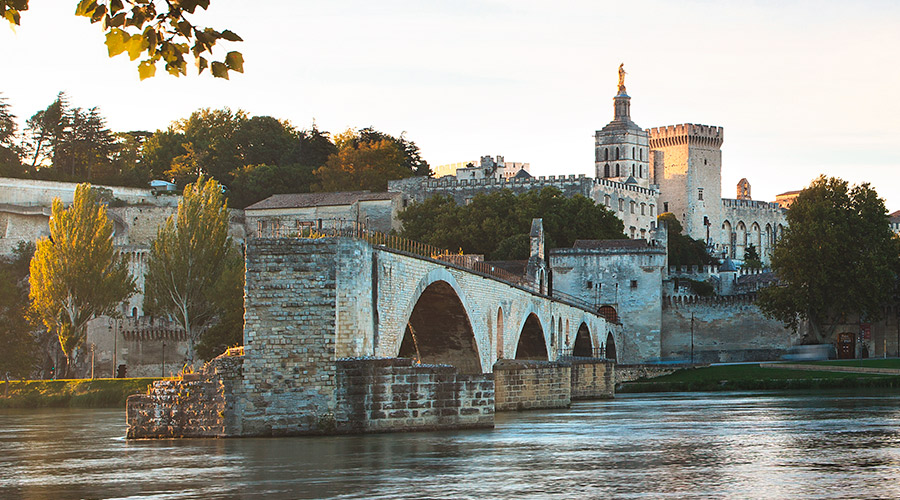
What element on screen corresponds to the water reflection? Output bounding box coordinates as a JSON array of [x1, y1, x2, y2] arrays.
[[3, 391, 900, 499]]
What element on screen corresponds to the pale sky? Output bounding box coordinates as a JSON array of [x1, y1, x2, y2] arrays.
[[2, 1, 899, 210]]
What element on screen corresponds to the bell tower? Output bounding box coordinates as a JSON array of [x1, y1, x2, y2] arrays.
[[595, 64, 650, 188]]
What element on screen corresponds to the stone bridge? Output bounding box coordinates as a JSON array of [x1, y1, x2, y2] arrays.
[[128, 234, 618, 438]]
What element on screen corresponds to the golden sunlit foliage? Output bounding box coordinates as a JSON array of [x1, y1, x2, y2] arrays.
[[29, 184, 136, 378], [143, 175, 232, 365], [1, 0, 242, 80]]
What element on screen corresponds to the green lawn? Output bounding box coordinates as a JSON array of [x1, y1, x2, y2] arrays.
[[0, 378, 161, 409], [620, 363, 900, 393]]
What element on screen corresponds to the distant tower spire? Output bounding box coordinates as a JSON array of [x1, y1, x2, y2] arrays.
[[617, 63, 627, 94], [614, 63, 631, 121]]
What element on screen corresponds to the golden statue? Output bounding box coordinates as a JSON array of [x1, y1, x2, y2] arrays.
[[618, 63, 627, 93]]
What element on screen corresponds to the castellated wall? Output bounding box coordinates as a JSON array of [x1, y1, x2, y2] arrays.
[[660, 295, 800, 363]]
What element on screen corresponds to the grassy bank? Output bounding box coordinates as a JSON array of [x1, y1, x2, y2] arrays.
[[619, 363, 900, 393], [0, 378, 161, 409]]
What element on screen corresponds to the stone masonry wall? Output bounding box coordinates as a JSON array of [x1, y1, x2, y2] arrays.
[[126, 352, 243, 438], [569, 358, 615, 399], [240, 238, 340, 436], [334, 358, 493, 433], [661, 295, 799, 363], [493, 359, 571, 411]]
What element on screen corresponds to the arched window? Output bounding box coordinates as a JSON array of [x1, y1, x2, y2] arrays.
[[616, 164, 620, 176], [616, 148, 620, 160], [632, 147, 635, 159], [604, 164, 610, 177], [631, 164, 635, 176], [604, 149, 609, 161]]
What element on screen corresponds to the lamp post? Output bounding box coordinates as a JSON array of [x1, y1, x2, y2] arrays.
[[162, 340, 166, 378]]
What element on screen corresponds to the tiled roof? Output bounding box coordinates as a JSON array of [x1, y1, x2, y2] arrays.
[[245, 191, 396, 210]]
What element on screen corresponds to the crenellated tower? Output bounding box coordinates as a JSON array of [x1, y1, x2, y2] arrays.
[[594, 65, 651, 188], [648, 124, 724, 246]]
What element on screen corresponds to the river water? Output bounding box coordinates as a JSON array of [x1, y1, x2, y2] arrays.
[[3, 390, 900, 499]]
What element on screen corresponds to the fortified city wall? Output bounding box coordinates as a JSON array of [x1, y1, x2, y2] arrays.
[[660, 294, 799, 363]]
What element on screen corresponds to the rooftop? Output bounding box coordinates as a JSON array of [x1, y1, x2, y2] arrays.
[[245, 191, 397, 210]]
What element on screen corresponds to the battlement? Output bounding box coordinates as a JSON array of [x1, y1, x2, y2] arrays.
[[647, 123, 724, 148], [663, 293, 758, 308], [721, 198, 783, 211], [594, 177, 658, 196], [426, 173, 589, 189]]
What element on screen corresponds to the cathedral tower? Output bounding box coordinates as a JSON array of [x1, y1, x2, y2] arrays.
[[595, 65, 651, 188]]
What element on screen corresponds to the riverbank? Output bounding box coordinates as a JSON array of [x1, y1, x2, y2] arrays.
[[0, 378, 161, 409], [619, 361, 900, 393]]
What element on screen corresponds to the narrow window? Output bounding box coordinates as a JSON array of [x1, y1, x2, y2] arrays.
[[604, 164, 610, 177], [632, 147, 635, 158], [616, 164, 620, 176], [618, 199, 624, 211], [616, 148, 620, 160], [641, 203, 646, 215], [650, 204, 655, 216], [664, 202, 669, 212], [605, 149, 609, 161], [698, 188, 704, 201], [630, 201, 636, 214]]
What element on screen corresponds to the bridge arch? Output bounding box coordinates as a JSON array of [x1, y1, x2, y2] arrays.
[[573, 322, 592, 357], [516, 312, 548, 360], [394, 269, 485, 373], [605, 331, 617, 362]]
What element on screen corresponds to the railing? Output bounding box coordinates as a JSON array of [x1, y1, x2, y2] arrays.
[[256, 219, 535, 290], [256, 218, 607, 314]]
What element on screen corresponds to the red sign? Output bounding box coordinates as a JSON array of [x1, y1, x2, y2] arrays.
[[861, 323, 871, 340]]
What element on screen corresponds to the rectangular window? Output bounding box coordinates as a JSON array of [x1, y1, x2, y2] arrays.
[[630, 280, 638, 289], [586, 280, 593, 290], [698, 188, 704, 200], [664, 202, 669, 213]]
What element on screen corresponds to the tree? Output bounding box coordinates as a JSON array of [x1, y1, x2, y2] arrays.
[[24, 93, 117, 181], [757, 176, 900, 342], [0, 93, 24, 177], [399, 187, 625, 260], [29, 184, 136, 378], [143, 175, 232, 366], [314, 131, 412, 192], [2, 1, 243, 80], [195, 247, 243, 361], [743, 244, 762, 270], [658, 213, 713, 267], [0, 242, 39, 378]]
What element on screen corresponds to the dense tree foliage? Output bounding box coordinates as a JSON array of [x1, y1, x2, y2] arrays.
[[657, 213, 713, 267], [757, 176, 900, 341], [399, 187, 625, 260], [0, 93, 23, 177], [195, 246, 244, 361], [2, 0, 242, 80], [313, 128, 430, 192], [0, 242, 39, 378], [0, 93, 430, 209], [143, 176, 232, 366], [29, 184, 136, 377]]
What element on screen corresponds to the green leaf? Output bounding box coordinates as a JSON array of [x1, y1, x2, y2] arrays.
[[210, 61, 228, 79], [105, 28, 129, 57], [220, 30, 242, 42], [138, 60, 156, 80], [224, 51, 243, 73]]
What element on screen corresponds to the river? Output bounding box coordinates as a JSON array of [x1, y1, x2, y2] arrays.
[[3, 390, 900, 499]]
